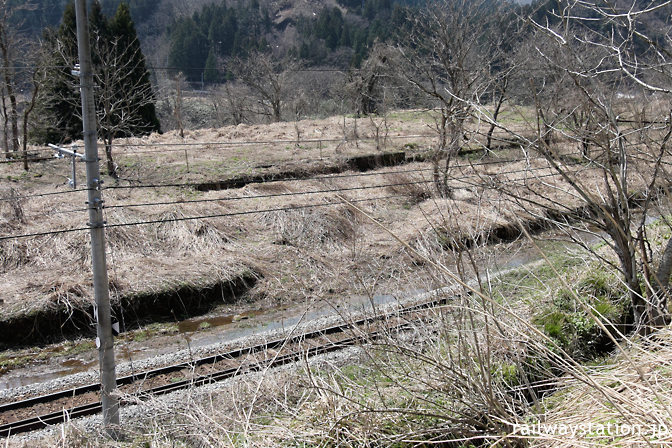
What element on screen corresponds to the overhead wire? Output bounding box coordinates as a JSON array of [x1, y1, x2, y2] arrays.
[[101, 160, 585, 210], [1, 159, 583, 227], [14, 115, 666, 157], [102, 179, 433, 210], [18, 133, 440, 156], [0, 149, 587, 203], [0, 194, 403, 241], [102, 166, 437, 191], [0, 187, 90, 202], [0, 165, 436, 203], [99, 152, 581, 192], [0, 156, 642, 242], [0, 142, 656, 232], [2, 64, 564, 73]]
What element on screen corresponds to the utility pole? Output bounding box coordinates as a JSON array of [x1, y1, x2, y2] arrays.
[[74, 0, 120, 433]]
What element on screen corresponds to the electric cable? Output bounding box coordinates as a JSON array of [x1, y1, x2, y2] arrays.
[[0, 194, 402, 241]]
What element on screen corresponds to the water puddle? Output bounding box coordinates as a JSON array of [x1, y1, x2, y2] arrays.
[[0, 294, 405, 391], [177, 293, 401, 351], [176, 309, 269, 333], [0, 357, 97, 390]]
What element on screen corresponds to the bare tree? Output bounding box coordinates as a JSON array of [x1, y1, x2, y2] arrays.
[[21, 60, 43, 171], [345, 42, 394, 117], [469, 0, 672, 333], [52, 32, 159, 177], [92, 31, 159, 177], [0, 0, 31, 157], [230, 52, 294, 123], [222, 82, 250, 125], [396, 0, 508, 197], [1, 82, 8, 159], [172, 72, 186, 138]]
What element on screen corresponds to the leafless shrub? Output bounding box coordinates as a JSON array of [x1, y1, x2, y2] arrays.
[[1, 187, 25, 224], [384, 173, 430, 204], [263, 205, 357, 249]]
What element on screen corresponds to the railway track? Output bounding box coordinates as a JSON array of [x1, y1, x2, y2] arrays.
[[0, 294, 454, 438]]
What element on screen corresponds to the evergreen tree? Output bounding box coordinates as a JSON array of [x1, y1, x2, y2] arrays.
[[108, 2, 160, 135], [168, 17, 208, 82], [35, 0, 160, 157], [34, 1, 81, 143], [203, 46, 220, 83]]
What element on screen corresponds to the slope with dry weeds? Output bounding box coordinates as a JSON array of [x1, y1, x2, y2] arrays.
[[0, 108, 664, 349]]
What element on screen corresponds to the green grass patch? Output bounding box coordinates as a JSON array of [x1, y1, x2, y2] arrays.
[[490, 241, 585, 304], [119, 322, 179, 343], [533, 267, 629, 360], [0, 338, 97, 374]]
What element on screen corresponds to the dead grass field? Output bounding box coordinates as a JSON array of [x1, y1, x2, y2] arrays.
[[0, 107, 665, 345]]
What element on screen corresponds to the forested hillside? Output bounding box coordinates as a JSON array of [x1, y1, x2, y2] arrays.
[[7, 0, 159, 35], [166, 0, 422, 82], [16, 0, 662, 85], [10, 0, 426, 81], [3, 0, 670, 146]]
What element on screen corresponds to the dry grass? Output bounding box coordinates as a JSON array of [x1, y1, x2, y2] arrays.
[[4, 107, 672, 447], [0, 125, 667, 329], [520, 330, 672, 447], [7, 204, 672, 448]]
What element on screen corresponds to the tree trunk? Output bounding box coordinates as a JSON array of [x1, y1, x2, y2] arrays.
[[22, 113, 28, 171], [22, 73, 39, 172], [440, 117, 463, 198], [272, 99, 281, 122], [434, 114, 449, 197], [648, 236, 672, 329], [1, 86, 7, 159], [486, 78, 507, 152], [8, 85, 17, 153], [609, 224, 663, 334], [0, 41, 18, 154], [105, 136, 117, 178]]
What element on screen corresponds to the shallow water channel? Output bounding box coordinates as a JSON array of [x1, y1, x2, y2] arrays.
[[0, 292, 403, 390]]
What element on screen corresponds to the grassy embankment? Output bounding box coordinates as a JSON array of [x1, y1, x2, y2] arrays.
[[32, 221, 672, 447], [0, 109, 527, 348]]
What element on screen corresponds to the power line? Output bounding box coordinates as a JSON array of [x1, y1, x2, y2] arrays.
[[107, 133, 436, 151], [0, 156, 56, 164], [101, 166, 436, 192], [0, 165, 433, 203], [1, 64, 584, 74], [0, 187, 90, 203], [99, 153, 575, 192], [8, 161, 583, 225], [1, 144, 598, 206], [0, 166, 590, 242], [0, 151, 582, 203], [102, 161, 586, 211], [103, 180, 432, 210], [19, 206, 90, 222], [0, 158, 630, 242], [104, 195, 402, 230], [0, 194, 402, 242], [21, 133, 438, 156], [0, 65, 361, 72]]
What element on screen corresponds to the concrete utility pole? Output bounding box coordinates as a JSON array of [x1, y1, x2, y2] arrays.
[[73, 0, 120, 432]]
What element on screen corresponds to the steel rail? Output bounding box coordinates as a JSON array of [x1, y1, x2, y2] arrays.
[[0, 294, 453, 437]]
